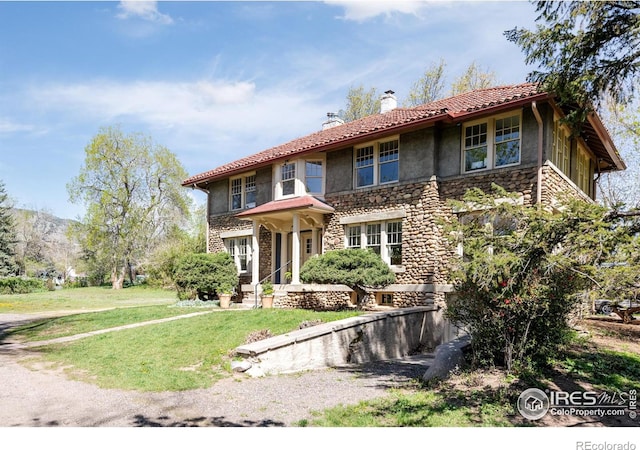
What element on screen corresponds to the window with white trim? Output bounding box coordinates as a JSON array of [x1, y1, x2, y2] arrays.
[[281, 163, 296, 196], [305, 161, 323, 194], [576, 143, 593, 195], [345, 220, 403, 266], [224, 237, 252, 272], [229, 173, 256, 211], [552, 119, 571, 175], [355, 138, 399, 188], [347, 225, 361, 249], [463, 113, 521, 173]]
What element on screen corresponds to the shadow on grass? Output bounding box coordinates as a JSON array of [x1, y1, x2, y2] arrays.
[[130, 414, 286, 427]]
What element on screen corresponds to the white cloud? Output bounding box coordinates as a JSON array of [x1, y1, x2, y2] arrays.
[[116, 1, 174, 25], [0, 118, 35, 135], [25, 77, 337, 168], [323, 0, 427, 21]]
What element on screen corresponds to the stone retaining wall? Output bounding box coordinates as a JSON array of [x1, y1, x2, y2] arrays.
[[234, 306, 460, 376]]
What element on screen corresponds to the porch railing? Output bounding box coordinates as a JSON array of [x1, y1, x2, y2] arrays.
[[252, 260, 292, 309]]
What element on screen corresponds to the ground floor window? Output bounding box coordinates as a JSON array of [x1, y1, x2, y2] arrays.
[[344, 219, 403, 267], [224, 237, 252, 272], [377, 293, 394, 305]]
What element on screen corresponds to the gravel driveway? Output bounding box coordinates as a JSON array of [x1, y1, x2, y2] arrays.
[[0, 313, 431, 427]]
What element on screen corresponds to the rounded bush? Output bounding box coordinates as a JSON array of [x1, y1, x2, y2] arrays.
[[172, 252, 238, 301]]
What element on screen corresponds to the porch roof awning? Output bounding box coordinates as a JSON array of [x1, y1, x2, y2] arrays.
[[236, 196, 335, 232], [236, 195, 335, 218]]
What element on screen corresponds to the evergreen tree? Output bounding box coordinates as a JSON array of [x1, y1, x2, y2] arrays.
[[0, 180, 17, 276], [505, 1, 640, 121]]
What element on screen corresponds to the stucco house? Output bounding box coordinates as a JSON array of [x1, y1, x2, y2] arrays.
[[182, 83, 624, 310]]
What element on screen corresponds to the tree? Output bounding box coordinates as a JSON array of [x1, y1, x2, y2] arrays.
[[67, 126, 191, 289], [0, 180, 17, 276], [339, 85, 381, 122], [505, 1, 640, 121], [172, 252, 238, 301], [450, 61, 498, 96], [597, 97, 640, 208], [403, 59, 447, 107], [300, 248, 395, 308], [443, 184, 639, 372]]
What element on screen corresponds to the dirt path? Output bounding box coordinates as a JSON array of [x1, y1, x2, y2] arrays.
[[0, 312, 431, 427]]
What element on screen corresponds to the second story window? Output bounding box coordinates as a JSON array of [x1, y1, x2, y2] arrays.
[[463, 113, 521, 173], [355, 138, 399, 188], [552, 118, 571, 175], [229, 173, 256, 211], [281, 163, 296, 196], [305, 161, 323, 194]]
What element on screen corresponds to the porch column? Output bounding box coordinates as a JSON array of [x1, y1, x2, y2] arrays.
[[292, 213, 301, 284], [251, 220, 260, 285], [280, 232, 288, 283]]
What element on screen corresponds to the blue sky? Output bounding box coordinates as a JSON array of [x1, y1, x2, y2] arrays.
[[0, 0, 539, 219]]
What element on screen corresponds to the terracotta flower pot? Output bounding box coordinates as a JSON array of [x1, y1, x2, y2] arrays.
[[261, 295, 274, 308], [219, 294, 232, 309]]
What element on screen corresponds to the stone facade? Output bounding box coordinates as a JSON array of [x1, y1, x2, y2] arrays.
[[222, 162, 592, 311]]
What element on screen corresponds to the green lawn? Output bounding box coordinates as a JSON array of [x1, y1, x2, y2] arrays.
[[5, 304, 200, 342], [299, 387, 516, 427], [34, 309, 361, 392], [0, 285, 177, 313]]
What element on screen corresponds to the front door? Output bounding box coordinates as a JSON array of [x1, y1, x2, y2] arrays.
[[301, 231, 313, 266]]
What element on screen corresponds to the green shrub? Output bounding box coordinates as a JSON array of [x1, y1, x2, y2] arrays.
[[0, 277, 46, 294], [300, 248, 395, 306], [172, 252, 238, 301]]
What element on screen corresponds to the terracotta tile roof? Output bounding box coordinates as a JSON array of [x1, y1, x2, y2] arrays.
[[235, 195, 335, 218], [183, 83, 546, 186]]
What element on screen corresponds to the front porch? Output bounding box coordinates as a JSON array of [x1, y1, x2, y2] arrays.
[[235, 195, 335, 286]]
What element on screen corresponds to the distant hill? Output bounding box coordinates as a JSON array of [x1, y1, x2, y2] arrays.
[[10, 208, 80, 275]]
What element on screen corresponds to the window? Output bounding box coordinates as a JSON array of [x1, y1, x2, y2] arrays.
[[356, 146, 374, 187], [366, 223, 381, 255], [305, 161, 323, 194], [464, 123, 487, 171], [229, 173, 256, 210], [224, 237, 252, 272], [245, 175, 256, 208], [347, 225, 361, 249], [379, 140, 399, 184], [552, 119, 571, 175], [378, 293, 393, 306], [495, 116, 520, 167], [355, 138, 399, 188], [345, 220, 403, 266], [281, 163, 296, 196], [463, 113, 520, 172], [576, 144, 593, 195], [386, 221, 402, 265]]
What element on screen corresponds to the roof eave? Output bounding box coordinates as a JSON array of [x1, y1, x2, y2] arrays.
[[587, 112, 626, 172], [182, 91, 552, 187]]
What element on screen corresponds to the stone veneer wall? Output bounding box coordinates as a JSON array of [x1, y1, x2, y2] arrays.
[[540, 163, 593, 207], [319, 165, 543, 309], [208, 213, 272, 287], [214, 164, 593, 311]]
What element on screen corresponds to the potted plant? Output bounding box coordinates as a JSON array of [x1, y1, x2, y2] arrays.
[[261, 280, 274, 308], [218, 283, 234, 309]]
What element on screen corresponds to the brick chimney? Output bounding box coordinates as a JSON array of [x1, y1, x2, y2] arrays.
[[322, 112, 344, 130], [380, 90, 397, 113]]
